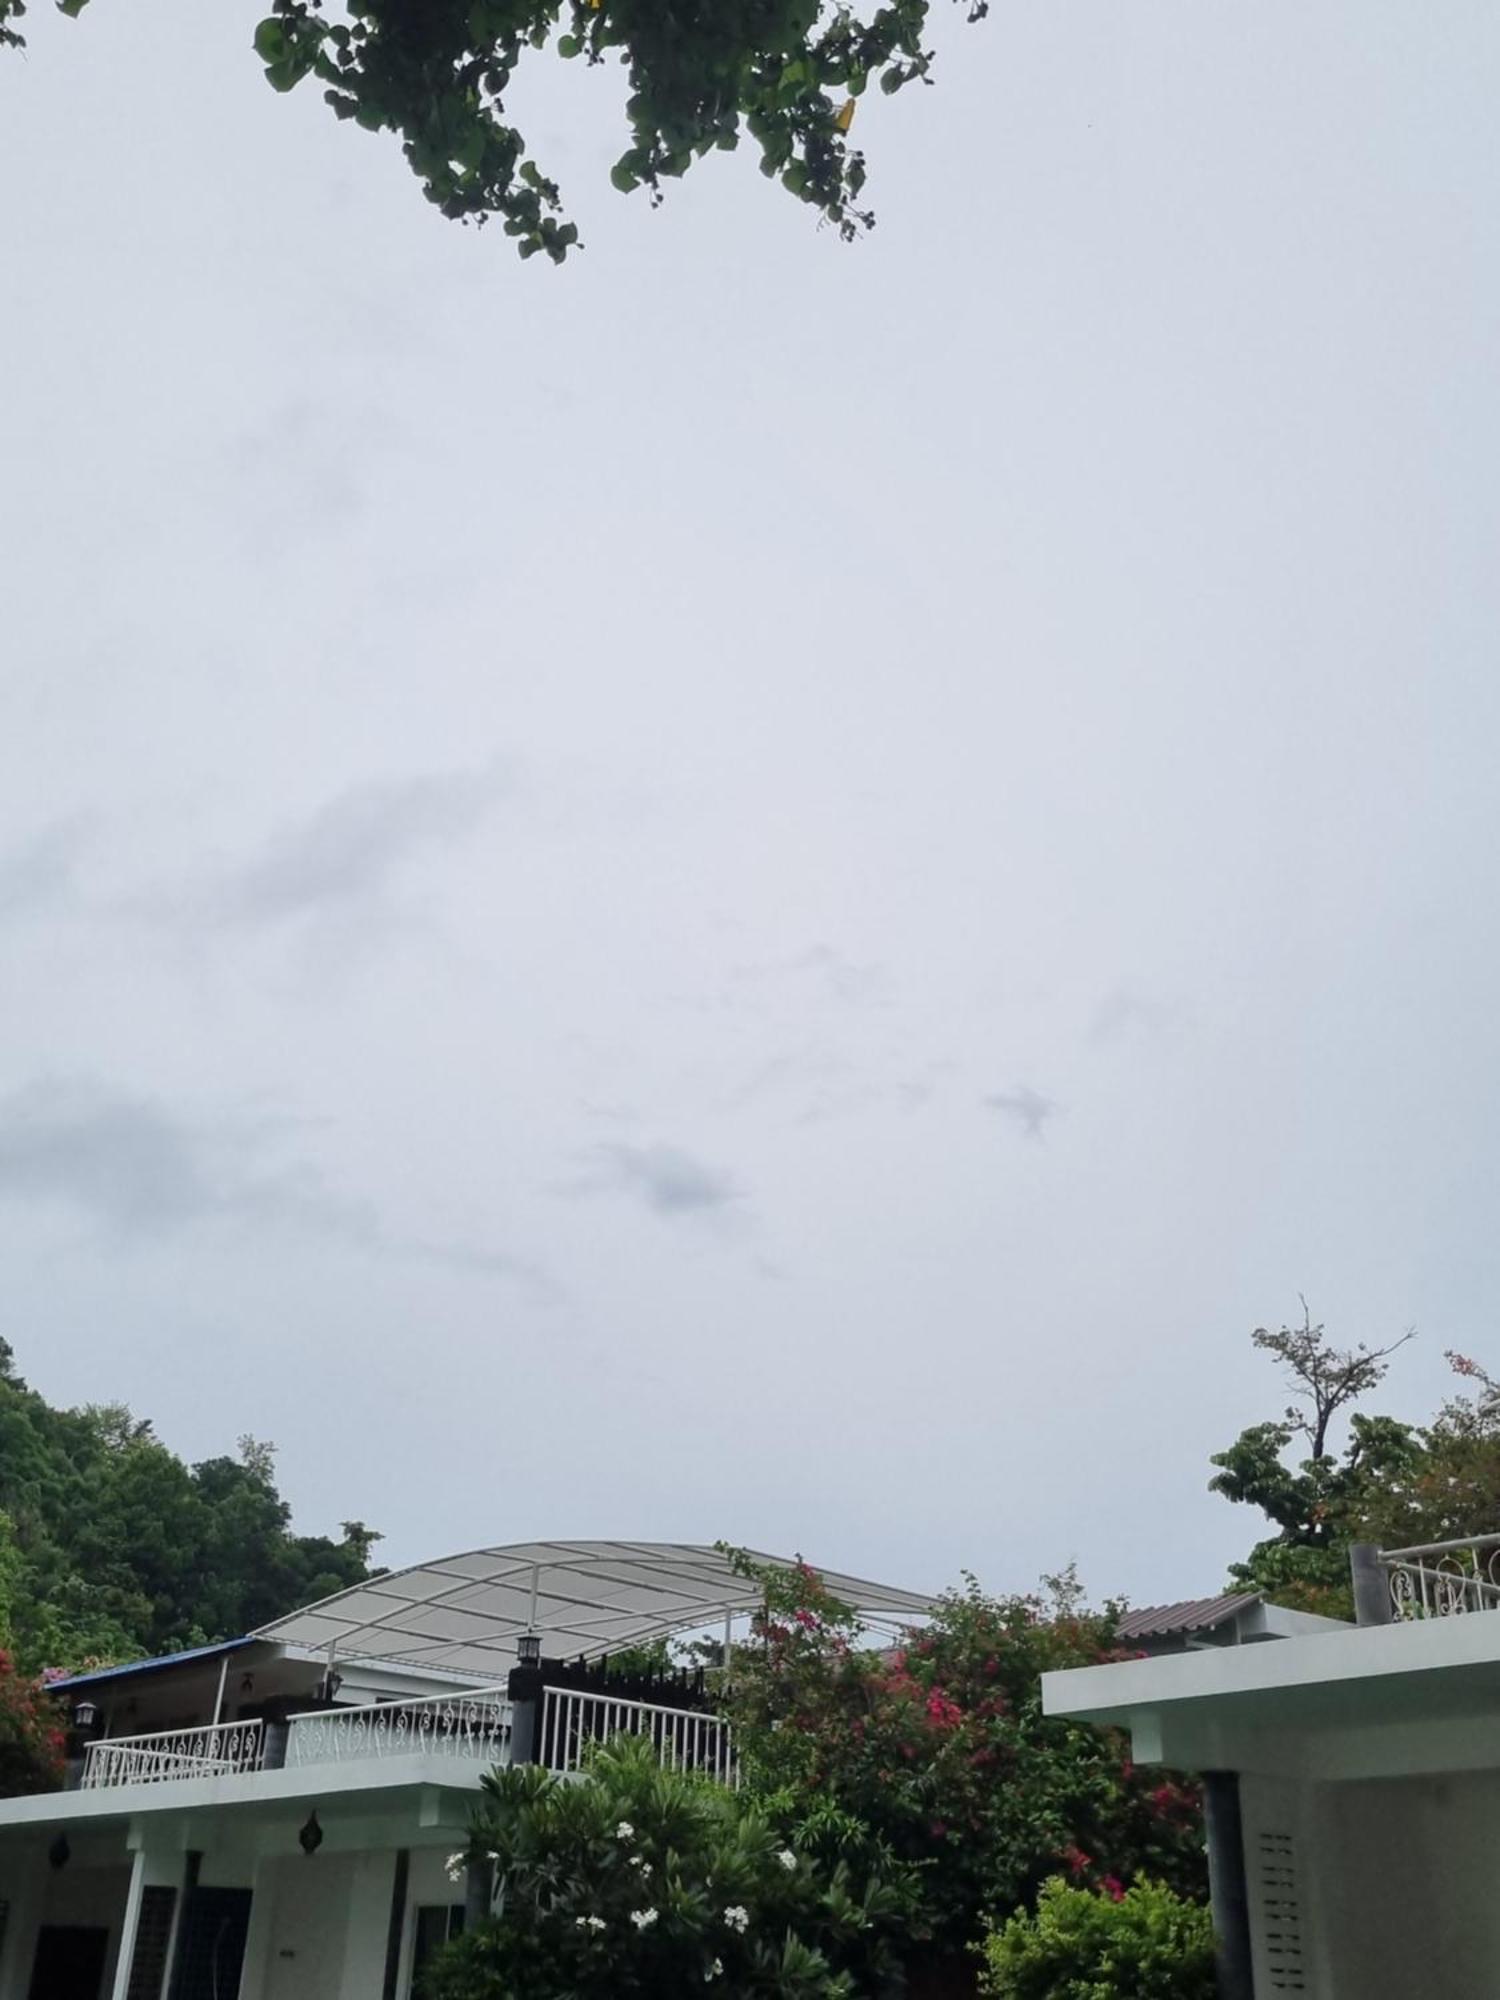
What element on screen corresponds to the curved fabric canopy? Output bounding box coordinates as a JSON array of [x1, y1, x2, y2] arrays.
[[254, 1538, 933, 1681]]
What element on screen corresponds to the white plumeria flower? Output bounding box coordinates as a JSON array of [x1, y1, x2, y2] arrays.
[[705, 1959, 724, 1982], [777, 1849, 797, 1871], [575, 1915, 607, 1932], [630, 1855, 652, 1875], [630, 1909, 659, 1931], [615, 1821, 635, 1841], [444, 1852, 466, 1883], [723, 1906, 750, 1933]]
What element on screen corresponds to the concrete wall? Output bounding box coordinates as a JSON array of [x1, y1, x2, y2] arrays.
[[1237, 1769, 1500, 2000], [245, 1849, 396, 2000], [1311, 1772, 1500, 2000], [0, 1850, 132, 2000]]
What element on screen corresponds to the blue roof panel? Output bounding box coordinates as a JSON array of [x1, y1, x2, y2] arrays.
[[47, 1637, 254, 1692]]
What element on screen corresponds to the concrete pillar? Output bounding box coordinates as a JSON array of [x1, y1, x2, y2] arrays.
[[162, 1850, 201, 2000], [1350, 1543, 1394, 1626], [0, 1843, 47, 2000], [236, 1853, 281, 2000], [107, 1848, 149, 2000], [338, 1852, 402, 2000], [381, 1850, 410, 2000], [1203, 1771, 1254, 2000]]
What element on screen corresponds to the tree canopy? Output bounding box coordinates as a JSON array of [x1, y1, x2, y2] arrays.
[[0, 0, 986, 262], [720, 1554, 1205, 1978], [1210, 1308, 1500, 1617], [0, 1339, 376, 1674]]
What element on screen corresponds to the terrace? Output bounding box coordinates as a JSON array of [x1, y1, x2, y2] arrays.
[[54, 1540, 929, 1800], [74, 1678, 736, 1793]]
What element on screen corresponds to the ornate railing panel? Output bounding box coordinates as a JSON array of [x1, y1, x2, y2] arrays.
[[81, 1720, 265, 1788], [539, 1684, 737, 1787], [285, 1689, 512, 1768], [1383, 1533, 1500, 1619]]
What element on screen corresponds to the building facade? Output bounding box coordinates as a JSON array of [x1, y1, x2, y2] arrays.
[[0, 1539, 931, 2000]]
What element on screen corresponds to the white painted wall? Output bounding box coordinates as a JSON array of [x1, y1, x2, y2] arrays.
[[1312, 1772, 1500, 2000], [1236, 1770, 1500, 2000], [246, 1849, 397, 2000], [337, 1852, 397, 2000], [24, 1857, 132, 2000], [256, 1853, 359, 2000]]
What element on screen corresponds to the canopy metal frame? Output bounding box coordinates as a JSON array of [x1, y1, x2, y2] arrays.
[[254, 1538, 932, 1680]]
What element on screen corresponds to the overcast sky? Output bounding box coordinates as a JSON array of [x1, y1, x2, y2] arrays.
[[1, 2, 1496, 1611]]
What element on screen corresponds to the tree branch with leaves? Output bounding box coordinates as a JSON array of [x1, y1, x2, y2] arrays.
[[1, 0, 986, 261]]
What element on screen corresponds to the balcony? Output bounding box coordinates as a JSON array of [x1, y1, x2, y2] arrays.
[[81, 1719, 267, 1789], [1380, 1533, 1500, 1619], [538, 1684, 738, 1787], [286, 1688, 512, 1769], [76, 1683, 734, 1792]]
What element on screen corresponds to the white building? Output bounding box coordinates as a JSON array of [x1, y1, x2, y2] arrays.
[[0, 1540, 930, 2000], [1044, 1535, 1500, 2000]]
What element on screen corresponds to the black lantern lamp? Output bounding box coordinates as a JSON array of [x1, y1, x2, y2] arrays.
[[298, 1810, 324, 1857], [517, 1632, 541, 1667], [48, 1834, 71, 1871], [72, 1700, 100, 1732]]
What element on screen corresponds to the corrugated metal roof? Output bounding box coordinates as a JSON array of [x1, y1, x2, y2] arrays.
[[1115, 1593, 1261, 1641], [46, 1637, 254, 1692]]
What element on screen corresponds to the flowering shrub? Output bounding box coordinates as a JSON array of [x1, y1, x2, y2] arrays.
[[979, 1877, 1216, 1999], [0, 1648, 64, 1797], [723, 1556, 1205, 1963], [419, 1737, 915, 2000]]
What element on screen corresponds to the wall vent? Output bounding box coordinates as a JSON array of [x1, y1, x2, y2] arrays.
[[1257, 1828, 1308, 1992]]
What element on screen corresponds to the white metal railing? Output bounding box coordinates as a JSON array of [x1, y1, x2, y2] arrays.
[[81, 1719, 265, 1789], [75, 1685, 730, 1791], [1382, 1533, 1500, 1619], [539, 1685, 737, 1787], [285, 1688, 512, 1768]]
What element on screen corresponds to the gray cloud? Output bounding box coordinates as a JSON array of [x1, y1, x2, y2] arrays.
[[203, 766, 509, 927], [571, 1142, 743, 1217], [1090, 988, 1180, 1046], [725, 945, 892, 1010], [0, 1077, 549, 1292], [0, 820, 89, 921], [984, 1086, 1058, 1139]]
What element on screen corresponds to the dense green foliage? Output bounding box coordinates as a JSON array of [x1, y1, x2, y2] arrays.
[[722, 1555, 1205, 1971], [0, 1341, 375, 1674], [422, 1737, 915, 1999], [1209, 1310, 1500, 1617], [979, 1878, 1216, 2000], [1, 0, 985, 262]]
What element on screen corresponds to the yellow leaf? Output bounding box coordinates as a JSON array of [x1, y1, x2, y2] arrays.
[[834, 97, 856, 134]]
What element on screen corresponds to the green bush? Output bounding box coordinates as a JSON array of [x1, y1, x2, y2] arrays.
[[979, 1877, 1215, 2000], [421, 1737, 914, 2000]]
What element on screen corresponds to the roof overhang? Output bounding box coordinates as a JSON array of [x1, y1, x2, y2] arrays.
[[253, 1539, 933, 1680], [1045, 1612, 1500, 1782]]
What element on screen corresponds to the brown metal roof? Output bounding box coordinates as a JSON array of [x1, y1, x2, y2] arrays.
[[1115, 1592, 1261, 1641]]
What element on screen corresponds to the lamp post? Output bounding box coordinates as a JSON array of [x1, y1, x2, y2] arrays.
[[507, 1633, 545, 1767]]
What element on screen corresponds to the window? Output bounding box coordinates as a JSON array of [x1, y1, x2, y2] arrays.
[[410, 1904, 466, 1986]]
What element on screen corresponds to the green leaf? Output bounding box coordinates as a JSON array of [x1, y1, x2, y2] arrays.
[[55, 0, 88, 17], [557, 32, 580, 57], [610, 157, 639, 193], [252, 16, 287, 62]]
